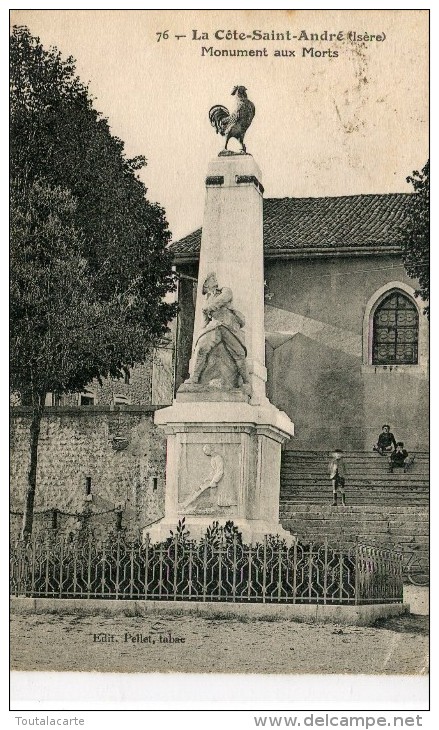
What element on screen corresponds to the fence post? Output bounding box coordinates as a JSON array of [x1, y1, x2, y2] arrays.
[[59, 537, 64, 599], [143, 534, 150, 600], [44, 532, 50, 596], [188, 540, 193, 600], [338, 540, 343, 604], [128, 539, 134, 600], [218, 540, 223, 600], [115, 533, 121, 600], [277, 540, 282, 603], [261, 537, 267, 604], [354, 538, 359, 606], [86, 532, 92, 599], [323, 537, 328, 605], [101, 538, 106, 598], [202, 539, 208, 603], [232, 534, 238, 602], [72, 537, 78, 597], [16, 538, 25, 596], [292, 541, 297, 604], [247, 545, 252, 602], [158, 543, 164, 599], [308, 543, 313, 603], [173, 534, 178, 601]]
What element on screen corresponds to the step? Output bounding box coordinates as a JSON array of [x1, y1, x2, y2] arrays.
[[281, 474, 429, 490], [279, 452, 429, 566], [281, 511, 427, 517], [280, 482, 429, 492], [281, 526, 427, 542], [280, 495, 428, 501], [281, 461, 429, 467], [281, 463, 429, 470], [280, 495, 429, 500], [280, 523, 429, 540], [281, 527, 428, 544], [282, 465, 429, 470], [281, 466, 428, 473], [279, 517, 428, 529], [282, 451, 430, 466], [282, 451, 430, 456], [283, 451, 430, 457], [280, 515, 429, 526], [281, 525, 427, 534], [282, 470, 427, 475], [280, 481, 428, 488], [280, 503, 428, 516]]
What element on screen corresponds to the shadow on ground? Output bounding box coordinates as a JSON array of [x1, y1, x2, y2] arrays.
[[373, 613, 429, 636]]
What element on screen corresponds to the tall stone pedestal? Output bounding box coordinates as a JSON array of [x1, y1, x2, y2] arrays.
[[149, 153, 294, 544], [149, 401, 293, 543]]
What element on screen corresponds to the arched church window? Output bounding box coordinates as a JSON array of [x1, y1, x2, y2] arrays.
[[372, 291, 418, 365]]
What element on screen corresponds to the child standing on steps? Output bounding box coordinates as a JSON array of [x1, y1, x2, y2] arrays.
[[328, 449, 347, 506]]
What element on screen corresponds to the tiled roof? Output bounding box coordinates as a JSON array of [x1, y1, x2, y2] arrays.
[[171, 193, 413, 259]]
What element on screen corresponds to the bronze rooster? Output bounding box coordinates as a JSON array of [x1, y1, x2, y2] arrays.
[[209, 86, 255, 153]]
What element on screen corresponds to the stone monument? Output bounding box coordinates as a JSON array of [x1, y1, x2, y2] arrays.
[[148, 88, 294, 543]]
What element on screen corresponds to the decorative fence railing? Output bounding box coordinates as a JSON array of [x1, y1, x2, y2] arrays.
[[10, 532, 403, 605]]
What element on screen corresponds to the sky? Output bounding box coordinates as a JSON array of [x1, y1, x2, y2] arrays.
[[10, 9, 429, 242]]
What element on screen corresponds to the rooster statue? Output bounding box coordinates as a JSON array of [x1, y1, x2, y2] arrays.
[[209, 86, 255, 154]]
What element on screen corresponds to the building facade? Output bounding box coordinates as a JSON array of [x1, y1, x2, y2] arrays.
[[172, 193, 428, 452]]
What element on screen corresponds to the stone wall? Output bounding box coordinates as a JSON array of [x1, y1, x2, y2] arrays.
[[10, 406, 168, 539]]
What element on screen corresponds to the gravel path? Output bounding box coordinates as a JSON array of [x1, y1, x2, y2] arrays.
[[10, 612, 428, 675]]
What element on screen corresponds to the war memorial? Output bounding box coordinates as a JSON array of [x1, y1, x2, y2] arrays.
[[11, 87, 422, 622]]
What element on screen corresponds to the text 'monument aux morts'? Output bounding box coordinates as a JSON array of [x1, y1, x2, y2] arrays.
[[155, 28, 387, 59]]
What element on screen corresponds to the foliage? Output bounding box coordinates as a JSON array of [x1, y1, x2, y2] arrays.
[[401, 160, 430, 317], [200, 520, 243, 547], [10, 180, 147, 398], [10, 25, 177, 367], [168, 517, 190, 543], [10, 25, 177, 536]]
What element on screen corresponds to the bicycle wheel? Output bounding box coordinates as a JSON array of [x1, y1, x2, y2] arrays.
[[407, 557, 429, 586]]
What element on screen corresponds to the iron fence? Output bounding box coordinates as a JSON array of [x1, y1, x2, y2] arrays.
[[10, 532, 403, 604]]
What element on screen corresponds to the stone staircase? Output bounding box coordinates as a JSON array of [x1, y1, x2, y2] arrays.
[[279, 450, 429, 566]]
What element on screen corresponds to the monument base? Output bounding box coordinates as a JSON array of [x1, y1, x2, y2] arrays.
[[147, 401, 294, 546]]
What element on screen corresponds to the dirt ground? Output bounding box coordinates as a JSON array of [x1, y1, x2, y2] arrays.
[[10, 611, 429, 675]]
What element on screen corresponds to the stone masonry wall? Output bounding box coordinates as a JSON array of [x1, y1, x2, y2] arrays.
[[10, 407, 168, 539]]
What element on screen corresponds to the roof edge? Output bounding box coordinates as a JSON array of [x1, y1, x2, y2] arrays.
[[173, 245, 402, 265]]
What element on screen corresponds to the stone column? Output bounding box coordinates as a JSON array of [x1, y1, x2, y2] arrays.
[[191, 154, 267, 404], [149, 153, 294, 545]]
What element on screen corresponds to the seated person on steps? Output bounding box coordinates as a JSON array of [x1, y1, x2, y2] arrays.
[[328, 449, 347, 506], [373, 424, 397, 456], [388, 442, 415, 473]]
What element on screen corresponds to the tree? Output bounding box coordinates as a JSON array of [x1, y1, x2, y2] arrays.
[[401, 160, 430, 318], [10, 26, 177, 537]]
